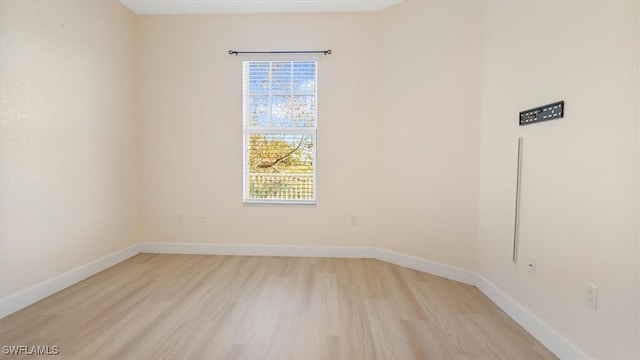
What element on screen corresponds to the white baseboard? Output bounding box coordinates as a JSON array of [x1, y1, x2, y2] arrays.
[[374, 248, 476, 285], [475, 274, 590, 360], [140, 242, 475, 284], [140, 242, 375, 258], [0, 244, 140, 319]]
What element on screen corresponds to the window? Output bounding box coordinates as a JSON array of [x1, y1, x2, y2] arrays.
[[243, 61, 317, 204]]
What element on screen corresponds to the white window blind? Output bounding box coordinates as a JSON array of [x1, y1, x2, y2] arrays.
[[243, 61, 317, 204]]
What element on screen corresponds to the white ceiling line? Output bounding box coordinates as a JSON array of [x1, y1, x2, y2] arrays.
[[119, 0, 402, 15]]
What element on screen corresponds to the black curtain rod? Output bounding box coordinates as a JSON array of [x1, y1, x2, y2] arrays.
[[228, 49, 331, 55]]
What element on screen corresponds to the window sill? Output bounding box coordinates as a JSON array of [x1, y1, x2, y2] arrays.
[[243, 199, 317, 206]]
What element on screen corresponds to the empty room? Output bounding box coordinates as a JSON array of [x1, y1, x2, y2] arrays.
[[1, 0, 639, 359]]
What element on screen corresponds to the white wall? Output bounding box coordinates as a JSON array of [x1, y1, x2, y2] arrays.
[[477, 2, 640, 358], [0, 1, 140, 299]]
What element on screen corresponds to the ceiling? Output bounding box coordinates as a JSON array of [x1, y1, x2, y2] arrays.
[[119, 0, 402, 15]]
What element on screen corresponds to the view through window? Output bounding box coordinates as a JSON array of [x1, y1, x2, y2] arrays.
[[243, 61, 317, 204]]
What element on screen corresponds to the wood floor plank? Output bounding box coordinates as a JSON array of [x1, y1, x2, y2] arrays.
[[366, 299, 416, 359], [0, 254, 558, 360]]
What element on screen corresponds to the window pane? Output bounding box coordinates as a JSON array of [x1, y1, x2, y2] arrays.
[[271, 62, 292, 94], [271, 95, 292, 127], [293, 62, 316, 93], [292, 95, 315, 127], [247, 134, 314, 201], [246, 95, 270, 127], [246, 62, 270, 94]]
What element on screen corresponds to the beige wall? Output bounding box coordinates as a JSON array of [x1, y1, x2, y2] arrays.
[[376, 1, 482, 270], [0, 1, 140, 297], [2, 1, 639, 357], [137, 3, 482, 271], [477, 2, 640, 358], [137, 12, 384, 248]]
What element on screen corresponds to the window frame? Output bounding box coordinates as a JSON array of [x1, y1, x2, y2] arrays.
[[242, 60, 318, 205]]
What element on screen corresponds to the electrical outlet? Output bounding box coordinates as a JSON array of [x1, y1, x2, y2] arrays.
[[350, 216, 358, 226], [585, 283, 598, 309], [527, 257, 536, 276], [177, 214, 183, 223]]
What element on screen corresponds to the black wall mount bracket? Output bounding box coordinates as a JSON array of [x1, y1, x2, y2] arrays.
[[519, 101, 564, 126]]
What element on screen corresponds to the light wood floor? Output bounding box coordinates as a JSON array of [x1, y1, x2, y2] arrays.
[[0, 254, 557, 360]]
